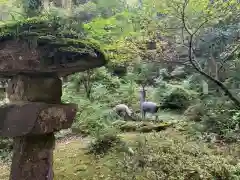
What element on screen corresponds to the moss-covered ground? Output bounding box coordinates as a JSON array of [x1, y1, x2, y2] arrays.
[[0, 121, 239, 180]]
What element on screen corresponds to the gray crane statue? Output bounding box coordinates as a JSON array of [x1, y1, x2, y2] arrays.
[[139, 87, 160, 121]]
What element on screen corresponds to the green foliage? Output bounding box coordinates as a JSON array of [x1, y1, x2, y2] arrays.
[[91, 67, 121, 91], [157, 84, 197, 110], [92, 0, 127, 18], [88, 130, 122, 155], [188, 97, 240, 142], [67, 67, 121, 101], [83, 11, 134, 43], [107, 133, 240, 180], [201, 109, 240, 142], [0, 0, 24, 23], [184, 103, 205, 122], [62, 68, 141, 136], [132, 63, 159, 86], [83, 10, 141, 64], [232, 111, 240, 124], [21, 0, 42, 17], [0, 138, 12, 163], [72, 1, 97, 21], [62, 96, 116, 136]]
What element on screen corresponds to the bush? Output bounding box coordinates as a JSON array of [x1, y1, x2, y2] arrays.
[[72, 106, 115, 136], [0, 137, 13, 162], [0, 138, 12, 150], [160, 86, 195, 110], [88, 131, 122, 155], [107, 133, 240, 180], [201, 109, 239, 142], [62, 87, 118, 136], [184, 103, 205, 122], [92, 67, 121, 92], [191, 98, 240, 142]]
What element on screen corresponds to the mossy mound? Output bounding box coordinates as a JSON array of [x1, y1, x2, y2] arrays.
[[113, 121, 172, 133], [137, 123, 170, 133], [0, 16, 107, 76]]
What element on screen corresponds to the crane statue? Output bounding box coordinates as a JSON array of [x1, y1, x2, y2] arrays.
[[113, 104, 137, 121], [139, 87, 160, 121]]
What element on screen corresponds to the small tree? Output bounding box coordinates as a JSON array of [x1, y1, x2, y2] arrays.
[[72, 70, 94, 100]]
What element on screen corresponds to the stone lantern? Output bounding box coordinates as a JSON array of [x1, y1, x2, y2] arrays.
[[0, 16, 107, 180]]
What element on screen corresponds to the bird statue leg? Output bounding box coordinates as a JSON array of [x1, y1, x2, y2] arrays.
[[142, 111, 146, 120]]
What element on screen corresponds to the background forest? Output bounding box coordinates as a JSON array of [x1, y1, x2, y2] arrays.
[[0, 0, 240, 179]]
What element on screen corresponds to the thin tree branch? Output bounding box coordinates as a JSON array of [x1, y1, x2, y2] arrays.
[[181, 0, 192, 35], [181, 0, 240, 108]]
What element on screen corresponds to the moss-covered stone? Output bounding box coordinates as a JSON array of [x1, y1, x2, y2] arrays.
[[0, 16, 102, 51], [0, 16, 107, 76], [115, 121, 172, 133], [137, 123, 170, 133], [0, 16, 51, 40]]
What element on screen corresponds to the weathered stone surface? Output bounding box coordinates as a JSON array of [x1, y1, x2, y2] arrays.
[[0, 102, 77, 137], [7, 75, 62, 103], [0, 103, 47, 137], [32, 103, 77, 134], [4, 74, 77, 180], [0, 16, 107, 77], [10, 133, 55, 180]]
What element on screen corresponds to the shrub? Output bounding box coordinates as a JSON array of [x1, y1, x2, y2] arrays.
[[72, 107, 113, 137], [62, 90, 118, 136], [88, 131, 122, 155], [184, 103, 205, 122], [0, 137, 13, 162], [92, 67, 121, 92], [107, 133, 240, 180], [192, 98, 240, 142], [203, 108, 238, 133], [160, 86, 195, 110], [0, 138, 12, 150]]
